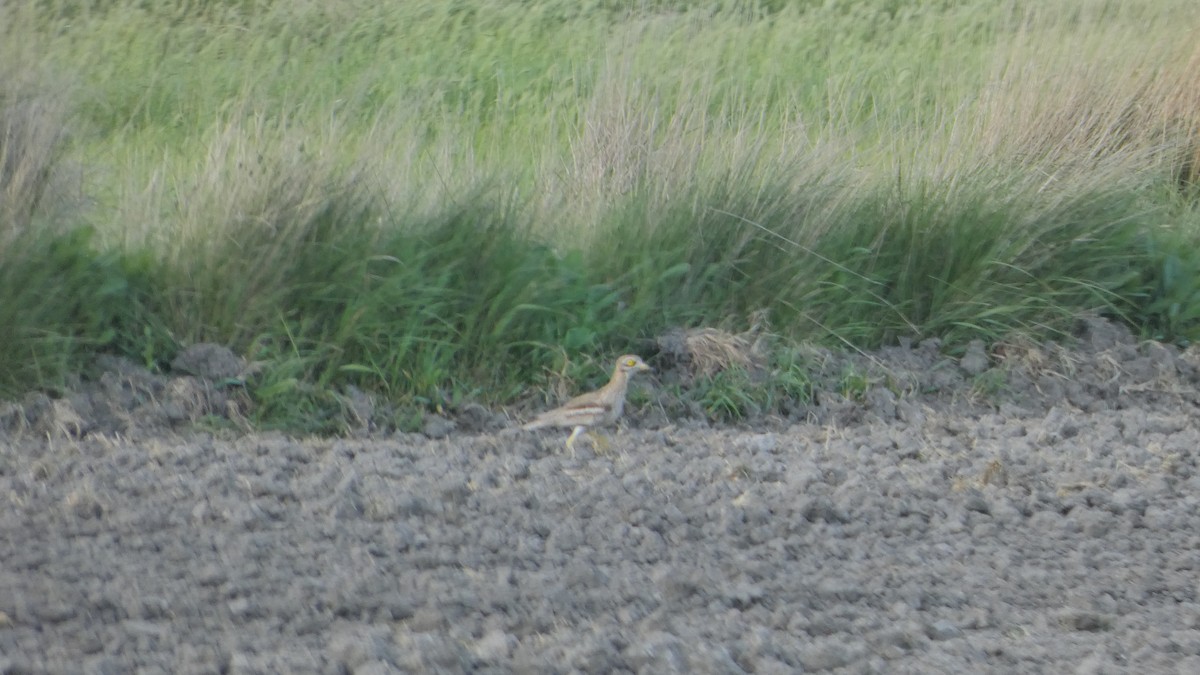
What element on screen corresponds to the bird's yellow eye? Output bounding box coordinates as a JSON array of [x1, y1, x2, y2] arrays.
[[625, 358, 637, 367]]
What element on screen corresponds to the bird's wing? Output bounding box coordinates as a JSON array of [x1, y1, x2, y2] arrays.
[[522, 389, 614, 430]]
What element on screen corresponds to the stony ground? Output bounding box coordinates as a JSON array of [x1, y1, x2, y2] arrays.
[[3, 319, 1200, 674]]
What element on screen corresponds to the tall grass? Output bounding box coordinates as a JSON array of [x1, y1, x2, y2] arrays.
[[3, 0, 1200, 426], [0, 61, 138, 396]]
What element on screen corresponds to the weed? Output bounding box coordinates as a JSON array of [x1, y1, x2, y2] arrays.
[[1138, 231, 1200, 344], [970, 369, 1008, 401], [837, 365, 871, 402], [687, 348, 813, 424], [696, 367, 762, 423]]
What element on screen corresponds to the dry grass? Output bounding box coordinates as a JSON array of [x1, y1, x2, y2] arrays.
[[997, 15, 1196, 177], [656, 310, 771, 381], [0, 69, 78, 239]]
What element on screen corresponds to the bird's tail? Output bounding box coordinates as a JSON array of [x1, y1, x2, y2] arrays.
[[521, 417, 550, 431]]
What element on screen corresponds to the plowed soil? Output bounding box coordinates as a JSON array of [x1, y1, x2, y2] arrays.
[[4, 318, 1200, 674]]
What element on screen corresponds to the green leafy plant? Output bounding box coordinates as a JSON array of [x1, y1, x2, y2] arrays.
[[837, 365, 871, 402], [1143, 246, 1200, 344], [970, 368, 1008, 400], [696, 367, 762, 423]]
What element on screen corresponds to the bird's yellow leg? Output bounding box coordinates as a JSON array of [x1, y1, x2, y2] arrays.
[[565, 426, 585, 457]]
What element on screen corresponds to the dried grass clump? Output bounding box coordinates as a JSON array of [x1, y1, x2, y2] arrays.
[[0, 73, 78, 238], [656, 309, 771, 382]]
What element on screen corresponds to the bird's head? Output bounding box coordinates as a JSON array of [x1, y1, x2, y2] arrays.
[[615, 354, 652, 375]]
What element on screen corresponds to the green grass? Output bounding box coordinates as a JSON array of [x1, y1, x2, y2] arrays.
[[3, 0, 1200, 430]]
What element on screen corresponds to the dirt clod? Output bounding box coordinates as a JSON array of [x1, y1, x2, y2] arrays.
[[959, 339, 990, 375], [170, 343, 247, 381]]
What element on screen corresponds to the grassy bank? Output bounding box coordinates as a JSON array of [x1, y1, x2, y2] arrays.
[[3, 0, 1200, 430]]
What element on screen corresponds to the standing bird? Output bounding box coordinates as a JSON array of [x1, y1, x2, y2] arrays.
[[522, 354, 652, 452]]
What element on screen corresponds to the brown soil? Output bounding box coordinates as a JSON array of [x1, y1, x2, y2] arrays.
[[4, 318, 1200, 673]]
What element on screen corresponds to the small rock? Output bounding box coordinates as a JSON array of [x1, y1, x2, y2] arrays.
[[896, 400, 925, 426], [393, 631, 471, 670], [1073, 652, 1109, 675], [67, 492, 104, 520], [473, 629, 516, 661], [1077, 316, 1133, 352], [745, 433, 777, 453], [629, 631, 688, 672], [927, 619, 963, 641], [228, 597, 255, 618], [1057, 609, 1114, 632], [123, 620, 168, 637], [328, 627, 395, 669], [801, 496, 851, 525], [797, 639, 859, 670], [959, 340, 990, 376], [171, 343, 246, 380], [195, 564, 228, 587], [34, 602, 77, 624], [457, 402, 500, 433], [918, 337, 943, 353], [865, 387, 897, 420], [963, 490, 991, 515], [421, 415, 456, 439]]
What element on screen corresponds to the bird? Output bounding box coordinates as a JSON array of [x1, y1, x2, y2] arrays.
[[522, 354, 652, 453]]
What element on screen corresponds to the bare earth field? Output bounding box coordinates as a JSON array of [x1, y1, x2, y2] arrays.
[[4, 319, 1200, 674]]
